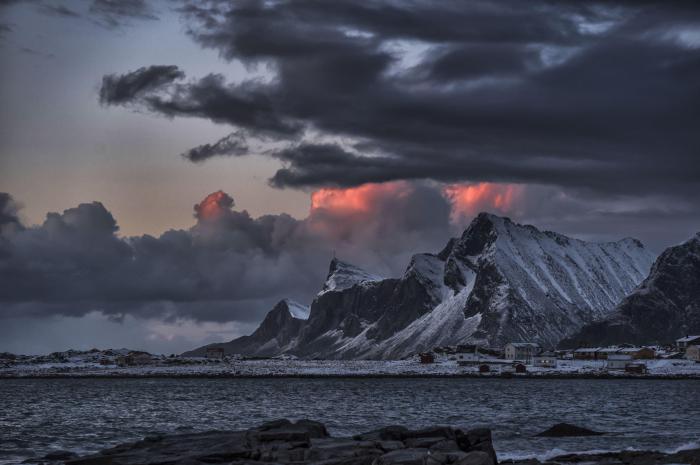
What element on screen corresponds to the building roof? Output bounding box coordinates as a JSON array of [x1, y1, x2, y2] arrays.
[[574, 347, 600, 353], [676, 335, 700, 343], [617, 347, 652, 353], [607, 354, 633, 360], [506, 342, 540, 348]]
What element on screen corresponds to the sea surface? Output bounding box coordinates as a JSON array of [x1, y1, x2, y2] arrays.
[[0, 378, 698, 464]]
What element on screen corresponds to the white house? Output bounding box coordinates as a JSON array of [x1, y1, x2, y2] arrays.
[[676, 336, 700, 351], [533, 352, 558, 368], [504, 343, 540, 363], [606, 354, 633, 370]]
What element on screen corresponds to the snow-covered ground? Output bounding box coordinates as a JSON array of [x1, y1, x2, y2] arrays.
[[2, 356, 699, 378]]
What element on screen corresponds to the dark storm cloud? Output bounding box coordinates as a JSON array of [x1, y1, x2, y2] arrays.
[[0, 187, 453, 322], [100, 0, 700, 200], [416, 44, 543, 82], [38, 4, 80, 18], [99, 65, 184, 105], [0, 193, 23, 233], [0, 0, 31, 6], [0, 0, 20, 41], [183, 131, 248, 162], [0, 22, 11, 40], [101, 68, 302, 138], [89, 0, 157, 29]]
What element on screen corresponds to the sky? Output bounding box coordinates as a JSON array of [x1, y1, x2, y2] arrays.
[[1, 0, 699, 354]]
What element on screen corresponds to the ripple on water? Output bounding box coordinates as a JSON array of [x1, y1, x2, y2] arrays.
[[0, 378, 698, 464]]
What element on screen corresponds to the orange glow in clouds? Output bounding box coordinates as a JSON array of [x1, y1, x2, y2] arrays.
[[194, 190, 234, 221], [309, 181, 522, 228], [443, 183, 522, 222], [310, 181, 411, 214]]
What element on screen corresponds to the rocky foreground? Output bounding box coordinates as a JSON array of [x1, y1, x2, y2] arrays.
[[34, 420, 700, 465]]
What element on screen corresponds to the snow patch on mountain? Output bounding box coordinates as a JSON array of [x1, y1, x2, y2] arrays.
[[284, 299, 310, 320], [321, 258, 383, 294], [370, 269, 479, 359]]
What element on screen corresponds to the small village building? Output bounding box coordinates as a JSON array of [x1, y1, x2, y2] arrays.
[[596, 347, 621, 360], [533, 352, 558, 368], [478, 364, 490, 373], [116, 351, 153, 367], [455, 344, 477, 354], [686, 345, 700, 362], [606, 354, 633, 370], [677, 336, 700, 352], [504, 343, 540, 363], [573, 348, 601, 360], [419, 353, 435, 364], [131, 352, 153, 365], [513, 363, 527, 374], [625, 363, 647, 374], [628, 347, 656, 359], [205, 347, 225, 360]]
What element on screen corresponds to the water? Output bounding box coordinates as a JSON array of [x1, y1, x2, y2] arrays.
[[0, 378, 698, 464]]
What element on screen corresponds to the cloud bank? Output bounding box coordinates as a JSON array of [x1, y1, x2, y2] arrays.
[[0, 184, 458, 325], [98, 0, 699, 201]]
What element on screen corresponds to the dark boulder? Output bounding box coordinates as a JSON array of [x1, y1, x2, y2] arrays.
[[455, 451, 494, 465], [43, 450, 78, 460], [374, 448, 430, 465], [536, 423, 604, 437], [66, 420, 497, 465], [354, 426, 409, 441]]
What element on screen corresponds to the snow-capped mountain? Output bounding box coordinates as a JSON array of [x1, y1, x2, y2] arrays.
[[561, 232, 700, 347], [185, 213, 655, 359], [182, 299, 309, 358], [321, 258, 383, 294]]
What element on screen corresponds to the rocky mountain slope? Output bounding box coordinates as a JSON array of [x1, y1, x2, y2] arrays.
[[561, 232, 700, 347], [183, 299, 309, 357], [186, 213, 655, 359]]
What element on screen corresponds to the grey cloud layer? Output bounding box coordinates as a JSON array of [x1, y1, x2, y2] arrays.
[[98, 0, 700, 198], [3, 182, 697, 327], [89, 0, 158, 29], [0, 187, 453, 323], [1, 0, 158, 31]]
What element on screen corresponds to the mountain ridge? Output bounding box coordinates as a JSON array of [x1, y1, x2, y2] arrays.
[[560, 232, 700, 347], [185, 212, 655, 359]]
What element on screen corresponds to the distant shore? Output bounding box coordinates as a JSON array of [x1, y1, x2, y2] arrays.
[[3, 355, 699, 380], [2, 371, 699, 380]]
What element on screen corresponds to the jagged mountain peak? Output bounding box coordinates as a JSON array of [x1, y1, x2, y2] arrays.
[[322, 257, 382, 293], [618, 237, 646, 249], [181, 299, 309, 358], [453, 212, 503, 257]]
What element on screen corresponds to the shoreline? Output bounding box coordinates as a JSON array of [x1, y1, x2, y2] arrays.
[[2, 372, 699, 380]]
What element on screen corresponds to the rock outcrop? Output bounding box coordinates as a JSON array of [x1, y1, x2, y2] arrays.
[[64, 419, 497, 465], [535, 423, 604, 437], [510, 448, 700, 465], [182, 299, 309, 358]]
